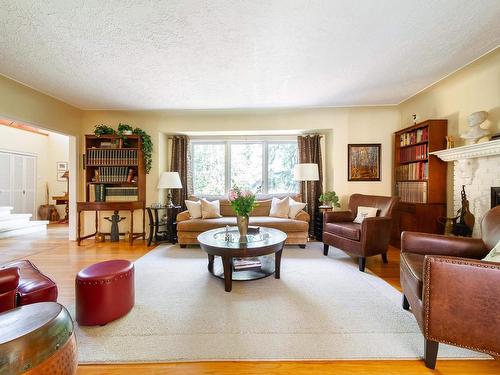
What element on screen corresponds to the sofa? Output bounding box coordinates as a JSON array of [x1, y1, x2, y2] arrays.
[[323, 194, 399, 271], [176, 194, 310, 247], [0, 260, 58, 313], [400, 205, 500, 369]]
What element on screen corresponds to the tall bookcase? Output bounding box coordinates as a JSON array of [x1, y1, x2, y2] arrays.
[[391, 119, 448, 247], [77, 134, 146, 245], [84, 134, 146, 202]]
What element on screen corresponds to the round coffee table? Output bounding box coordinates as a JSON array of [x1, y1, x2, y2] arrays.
[[198, 227, 287, 292]]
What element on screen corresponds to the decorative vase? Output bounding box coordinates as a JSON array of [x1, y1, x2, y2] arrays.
[[236, 215, 249, 238]]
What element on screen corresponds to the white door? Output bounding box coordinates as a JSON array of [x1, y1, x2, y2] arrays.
[[0, 151, 37, 216], [0, 153, 11, 206]]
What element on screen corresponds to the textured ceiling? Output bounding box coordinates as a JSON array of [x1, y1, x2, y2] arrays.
[[1, 0, 499, 110]]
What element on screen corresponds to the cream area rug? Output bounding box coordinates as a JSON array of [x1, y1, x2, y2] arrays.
[[73, 243, 487, 363]]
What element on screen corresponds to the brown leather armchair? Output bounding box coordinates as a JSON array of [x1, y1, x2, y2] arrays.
[[400, 205, 500, 369], [323, 194, 399, 271]]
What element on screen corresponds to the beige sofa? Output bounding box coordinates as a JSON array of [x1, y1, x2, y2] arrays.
[[176, 194, 310, 247]]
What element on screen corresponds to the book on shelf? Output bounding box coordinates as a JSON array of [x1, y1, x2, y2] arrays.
[[94, 167, 133, 183], [396, 162, 428, 180], [90, 184, 106, 202], [105, 187, 138, 202], [87, 149, 138, 165], [399, 127, 428, 146], [396, 181, 428, 203], [399, 143, 427, 163], [233, 257, 261, 271]]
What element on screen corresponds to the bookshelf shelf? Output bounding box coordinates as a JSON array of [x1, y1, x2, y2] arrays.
[[83, 134, 146, 203], [391, 119, 448, 247]]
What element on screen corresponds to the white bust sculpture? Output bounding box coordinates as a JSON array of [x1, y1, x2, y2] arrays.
[[460, 111, 489, 145]]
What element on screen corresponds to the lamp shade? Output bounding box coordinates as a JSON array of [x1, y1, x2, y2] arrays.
[[157, 172, 183, 189], [293, 163, 319, 181]]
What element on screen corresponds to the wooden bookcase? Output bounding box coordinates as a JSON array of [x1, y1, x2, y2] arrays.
[[391, 119, 448, 247], [77, 134, 146, 245], [84, 134, 146, 202]]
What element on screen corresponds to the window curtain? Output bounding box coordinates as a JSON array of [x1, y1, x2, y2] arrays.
[[298, 134, 323, 236], [170, 135, 190, 209]]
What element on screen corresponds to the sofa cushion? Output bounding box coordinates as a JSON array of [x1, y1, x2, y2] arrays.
[[400, 252, 424, 300], [177, 216, 308, 233], [324, 222, 361, 241], [249, 216, 308, 232], [269, 197, 290, 218], [1, 260, 57, 306]]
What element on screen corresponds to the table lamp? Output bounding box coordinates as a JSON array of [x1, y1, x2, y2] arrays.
[[157, 172, 183, 207], [293, 163, 319, 207]]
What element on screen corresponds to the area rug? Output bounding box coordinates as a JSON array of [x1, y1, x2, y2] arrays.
[[73, 243, 487, 363]]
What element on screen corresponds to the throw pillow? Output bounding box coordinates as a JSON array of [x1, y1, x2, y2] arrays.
[[288, 197, 306, 219], [482, 240, 500, 263], [269, 197, 290, 218], [185, 200, 202, 219], [353, 206, 378, 224], [200, 198, 222, 219]]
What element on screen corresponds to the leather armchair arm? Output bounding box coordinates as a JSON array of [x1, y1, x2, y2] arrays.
[[423, 255, 500, 357], [294, 210, 310, 222], [361, 217, 393, 251], [176, 210, 191, 222], [324, 210, 353, 223], [0, 267, 19, 293], [401, 231, 488, 259]]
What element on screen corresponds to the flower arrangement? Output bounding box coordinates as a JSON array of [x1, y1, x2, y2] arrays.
[[228, 186, 257, 216]]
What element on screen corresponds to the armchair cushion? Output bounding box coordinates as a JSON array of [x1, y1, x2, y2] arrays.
[[353, 206, 378, 224], [324, 222, 360, 241], [400, 252, 424, 299], [482, 240, 500, 262]]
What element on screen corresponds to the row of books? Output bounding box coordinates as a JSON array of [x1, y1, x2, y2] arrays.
[[396, 181, 428, 203], [94, 167, 134, 183], [90, 185, 138, 202], [399, 143, 427, 163], [395, 162, 428, 180], [399, 127, 428, 146], [87, 149, 138, 165]]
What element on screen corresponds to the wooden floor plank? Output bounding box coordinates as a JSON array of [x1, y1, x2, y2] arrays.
[[1, 225, 498, 374]]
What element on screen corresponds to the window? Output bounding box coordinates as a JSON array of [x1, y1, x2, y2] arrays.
[[192, 143, 225, 196], [191, 140, 298, 195]]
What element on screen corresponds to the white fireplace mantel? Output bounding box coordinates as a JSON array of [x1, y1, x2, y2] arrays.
[[430, 139, 500, 162]]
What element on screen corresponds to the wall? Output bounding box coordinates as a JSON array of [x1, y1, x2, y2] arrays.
[[0, 126, 69, 218], [82, 107, 401, 209], [398, 47, 500, 215]]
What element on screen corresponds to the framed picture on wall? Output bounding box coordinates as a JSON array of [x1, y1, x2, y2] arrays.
[[57, 171, 67, 182], [57, 161, 68, 171], [348, 144, 381, 181]]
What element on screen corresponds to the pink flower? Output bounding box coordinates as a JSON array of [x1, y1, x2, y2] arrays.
[[243, 190, 252, 197], [228, 190, 237, 201]]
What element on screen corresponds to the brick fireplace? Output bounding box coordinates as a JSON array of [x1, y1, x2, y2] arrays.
[[432, 139, 500, 237]]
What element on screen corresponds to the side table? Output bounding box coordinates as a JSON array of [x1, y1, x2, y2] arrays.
[[315, 205, 333, 241], [146, 205, 182, 246]]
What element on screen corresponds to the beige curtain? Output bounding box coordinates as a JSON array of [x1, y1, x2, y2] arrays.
[[298, 134, 323, 236], [170, 135, 189, 209]]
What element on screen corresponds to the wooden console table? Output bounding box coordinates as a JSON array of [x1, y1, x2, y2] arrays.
[[77, 201, 145, 245]]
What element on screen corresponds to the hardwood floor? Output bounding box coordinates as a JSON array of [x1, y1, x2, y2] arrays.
[[1, 225, 498, 374]]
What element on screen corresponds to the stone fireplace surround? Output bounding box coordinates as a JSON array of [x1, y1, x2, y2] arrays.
[[431, 139, 500, 237]]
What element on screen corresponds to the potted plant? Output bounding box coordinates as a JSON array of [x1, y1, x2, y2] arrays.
[[319, 191, 341, 209], [228, 186, 257, 237], [132, 127, 153, 174], [93, 124, 115, 137], [117, 123, 134, 136]]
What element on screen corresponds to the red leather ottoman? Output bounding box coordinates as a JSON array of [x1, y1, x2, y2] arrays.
[[0, 260, 58, 307], [75, 259, 134, 326]]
